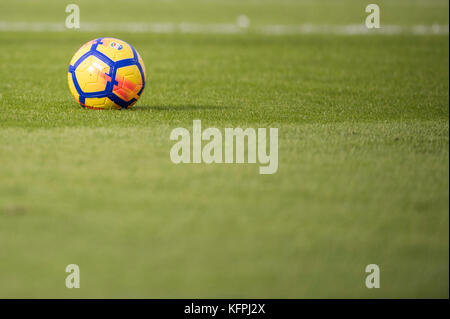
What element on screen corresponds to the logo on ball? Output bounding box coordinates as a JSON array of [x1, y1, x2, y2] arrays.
[[110, 42, 123, 50]]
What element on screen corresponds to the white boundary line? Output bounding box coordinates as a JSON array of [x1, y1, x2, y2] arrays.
[[0, 21, 448, 35]]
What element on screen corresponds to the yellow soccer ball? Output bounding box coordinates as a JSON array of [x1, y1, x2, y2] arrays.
[[68, 37, 147, 109]]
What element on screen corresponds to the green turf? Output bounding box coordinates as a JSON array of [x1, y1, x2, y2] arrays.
[[1, 0, 449, 26], [0, 0, 448, 298]]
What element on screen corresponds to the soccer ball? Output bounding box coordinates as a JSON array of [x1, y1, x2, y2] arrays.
[[68, 37, 146, 110]]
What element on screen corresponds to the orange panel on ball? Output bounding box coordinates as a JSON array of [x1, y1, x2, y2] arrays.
[[112, 65, 144, 103]]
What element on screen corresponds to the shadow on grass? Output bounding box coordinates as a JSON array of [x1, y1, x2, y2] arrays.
[[132, 104, 230, 111]]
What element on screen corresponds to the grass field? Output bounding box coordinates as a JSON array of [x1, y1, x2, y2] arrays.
[[0, 0, 448, 298]]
